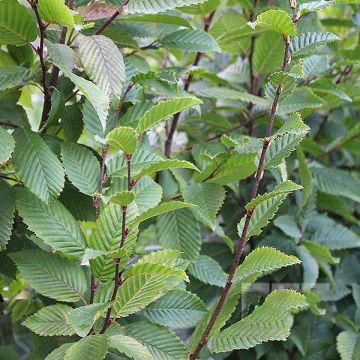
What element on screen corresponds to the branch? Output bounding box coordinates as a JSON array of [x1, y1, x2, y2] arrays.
[[100, 154, 133, 334], [29, 1, 51, 130], [246, 0, 259, 135], [164, 10, 216, 158], [94, 0, 129, 35], [188, 5, 296, 359]]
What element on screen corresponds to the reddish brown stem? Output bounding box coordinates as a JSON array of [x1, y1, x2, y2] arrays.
[[94, 0, 129, 35], [100, 155, 132, 333], [164, 10, 216, 158], [189, 21, 294, 360]]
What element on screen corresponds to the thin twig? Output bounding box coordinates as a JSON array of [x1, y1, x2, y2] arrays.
[[188, 4, 296, 359], [29, 1, 51, 129], [164, 10, 216, 158], [94, 0, 129, 35], [90, 146, 109, 304], [246, 0, 259, 135], [100, 155, 133, 333]]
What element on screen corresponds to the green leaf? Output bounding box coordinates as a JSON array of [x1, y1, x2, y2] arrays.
[[254, 32, 285, 74], [238, 181, 302, 239], [125, 321, 187, 360], [46, 41, 76, 73], [0, 181, 14, 251], [190, 247, 300, 351], [23, 305, 75, 336], [79, 35, 126, 101], [337, 331, 360, 360], [66, 72, 110, 132], [141, 289, 206, 328], [0, 127, 14, 164], [0, 66, 30, 91], [108, 176, 162, 215], [130, 201, 195, 228], [10, 250, 88, 303], [135, 159, 199, 180], [61, 143, 100, 196], [278, 88, 323, 114], [208, 290, 307, 352], [136, 97, 202, 134], [112, 272, 183, 318], [274, 215, 302, 239], [313, 167, 360, 203], [64, 335, 109, 360], [188, 255, 227, 287], [290, 32, 339, 56], [38, 0, 75, 28], [12, 129, 65, 203], [126, 0, 208, 14], [248, 9, 296, 36], [106, 126, 138, 155], [311, 217, 360, 250], [182, 183, 225, 230], [0, 0, 37, 45], [108, 191, 135, 206], [67, 303, 113, 337], [208, 152, 258, 185], [235, 247, 301, 281], [265, 113, 310, 168], [89, 204, 137, 282], [108, 149, 162, 177], [157, 208, 201, 261], [160, 29, 220, 52], [16, 188, 86, 257], [302, 240, 339, 265], [297, 245, 319, 290], [299, 0, 335, 14], [109, 335, 154, 360], [46, 344, 74, 360], [126, 262, 188, 281], [297, 146, 312, 206]]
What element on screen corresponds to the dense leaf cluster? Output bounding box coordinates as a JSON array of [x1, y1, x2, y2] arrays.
[[0, 0, 359, 359]]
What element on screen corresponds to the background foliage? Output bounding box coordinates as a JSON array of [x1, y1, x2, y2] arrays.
[[0, 0, 359, 359]]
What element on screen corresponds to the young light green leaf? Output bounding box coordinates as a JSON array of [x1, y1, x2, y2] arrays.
[[248, 9, 296, 36], [61, 143, 100, 196], [10, 250, 88, 303], [209, 290, 307, 352], [23, 305, 75, 337], [297, 146, 312, 206], [136, 97, 202, 134], [0, 127, 14, 164], [190, 247, 301, 351], [106, 126, 138, 154], [16, 188, 86, 257], [12, 129, 65, 203], [67, 303, 113, 337], [238, 181, 302, 239], [125, 321, 188, 360], [79, 35, 126, 101], [109, 335, 154, 360], [112, 272, 182, 318], [38, 0, 75, 28], [64, 335, 109, 360], [160, 29, 220, 52], [130, 201, 195, 228], [108, 191, 135, 206], [0, 0, 38, 45]]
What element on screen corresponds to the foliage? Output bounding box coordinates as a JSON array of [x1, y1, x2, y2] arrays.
[[0, 0, 359, 359]]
